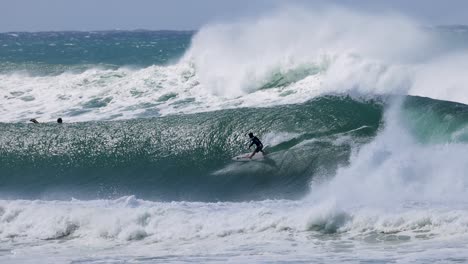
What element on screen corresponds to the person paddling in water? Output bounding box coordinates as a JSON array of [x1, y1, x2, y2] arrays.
[[247, 132, 264, 159]]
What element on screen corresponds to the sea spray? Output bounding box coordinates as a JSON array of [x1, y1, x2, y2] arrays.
[[300, 97, 468, 251], [2, 7, 468, 263], [2, 9, 468, 123]]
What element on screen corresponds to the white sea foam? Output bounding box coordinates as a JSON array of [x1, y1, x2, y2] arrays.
[[1, 8, 468, 123], [2, 6, 468, 264], [309, 100, 468, 207], [2, 196, 468, 263], [299, 99, 468, 256]]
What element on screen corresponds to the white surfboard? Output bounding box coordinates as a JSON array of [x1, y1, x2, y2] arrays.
[[232, 152, 265, 162]]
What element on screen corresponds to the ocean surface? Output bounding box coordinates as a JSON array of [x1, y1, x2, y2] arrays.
[[2, 8, 468, 263]]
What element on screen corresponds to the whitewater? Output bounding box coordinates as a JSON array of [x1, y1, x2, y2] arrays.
[[2, 6, 468, 263]]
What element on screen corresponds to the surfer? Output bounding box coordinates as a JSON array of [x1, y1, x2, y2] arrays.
[[57, 118, 63, 123], [248, 132, 264, 159]]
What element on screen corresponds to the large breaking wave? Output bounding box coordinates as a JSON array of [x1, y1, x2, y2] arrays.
[[2, 8, 468, 263], [1, 8, 468, 123]]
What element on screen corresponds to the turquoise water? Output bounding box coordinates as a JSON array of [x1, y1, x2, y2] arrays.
[[0, 31, 192, 75], [0, 96, 381, 201], [2, 13, 468, 263]]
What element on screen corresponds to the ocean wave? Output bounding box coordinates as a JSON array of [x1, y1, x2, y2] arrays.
[[0, 96, 381, 201], [2, 95, 468, 202], [2, 9, 468, 123]]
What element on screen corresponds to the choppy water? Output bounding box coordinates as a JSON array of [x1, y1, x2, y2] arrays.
[[2, 7, 468, 264]]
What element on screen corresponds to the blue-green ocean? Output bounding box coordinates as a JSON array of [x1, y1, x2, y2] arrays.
[[2, 9, 468, 264]]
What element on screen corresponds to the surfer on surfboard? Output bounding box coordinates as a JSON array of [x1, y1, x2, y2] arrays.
[[247, 132, 264, 159]]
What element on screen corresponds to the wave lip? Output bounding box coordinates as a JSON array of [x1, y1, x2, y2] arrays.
[[2, 11, 468, 122]]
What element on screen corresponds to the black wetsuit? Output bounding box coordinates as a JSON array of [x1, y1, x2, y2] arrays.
[[249, 136, 263, 153]]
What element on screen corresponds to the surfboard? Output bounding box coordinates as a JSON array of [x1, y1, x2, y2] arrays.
[[232, 152, 265, 162]]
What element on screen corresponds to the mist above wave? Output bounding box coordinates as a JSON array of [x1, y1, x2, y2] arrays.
[[1, 7, 468, 123]]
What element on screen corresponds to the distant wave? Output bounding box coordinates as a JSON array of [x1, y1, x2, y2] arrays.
[[2, 10, 468, 123]]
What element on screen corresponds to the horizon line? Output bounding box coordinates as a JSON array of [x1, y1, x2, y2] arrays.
[[0, 29, 198, 34], [2, 24, 468, 34]]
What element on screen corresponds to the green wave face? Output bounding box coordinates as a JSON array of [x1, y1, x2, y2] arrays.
[[0, 96, 382, 201], [402, 96, 468, 144]]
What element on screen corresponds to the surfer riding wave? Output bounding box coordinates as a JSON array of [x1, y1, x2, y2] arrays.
[[248, 132, 264, 159]]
